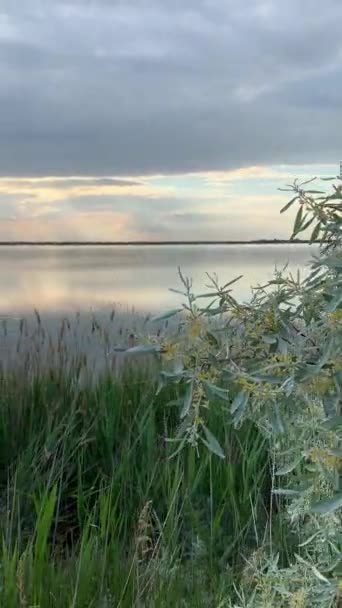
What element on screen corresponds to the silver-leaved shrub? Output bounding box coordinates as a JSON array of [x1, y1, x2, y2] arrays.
[[157, 175, 342, 607]]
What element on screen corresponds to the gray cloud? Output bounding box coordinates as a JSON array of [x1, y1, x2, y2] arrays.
[[0, 0, 341, 176], [1, 177, 140, 188]]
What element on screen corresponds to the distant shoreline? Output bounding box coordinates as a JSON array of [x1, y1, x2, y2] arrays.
[[0, 239, 315, 247]]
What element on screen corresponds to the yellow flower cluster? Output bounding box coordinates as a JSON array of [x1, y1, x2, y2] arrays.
[[187, 317, 206, 340], [305, 374, 333, 395], [290, 588, 307, 608], [305, 401, 325, 419], [162, 341, 181, 361], [237, 377, 277, 399], [310, 447, 341, 472], [232, 307, 248, 321], [237, 377, 257, 392], [243, 311, 279, 344], [263, 309, 278, 331], [267, 353, 297, 376], [272, 353, 291, 362], [245, 326, 263, 340], [198, 369, 219, 382], [328, 309, 342, 326]]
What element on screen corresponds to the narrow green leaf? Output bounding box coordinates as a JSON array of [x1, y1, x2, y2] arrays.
[[282, 376, 295, 397], [151, 308, 182, 321], [126, 345, 160, 355], [276, 458, 302, 476], [278, 337, 289, 355], [300, 216, 315, 232], [250, 374, 281, 385], [156, 375, 165, 395], [180, 381, 193, 418], [272, 488, 301, 497], [298, 530, 321, 548], [305, 190, 326, 194], [204, 380, 229, 402], [294, 554, 330, 584], [205, 331, 220, 347], [168, 437, 187, 459], [310, 222, 321, 243], [194, 291, 220, 299], [231, 391, 249, 416], [221, 275, 243, 289], [202, 425, 225, 459], [310, 492, 342, 514], [167, 397, 183, 407], [34, 485, 58, 570], [161, 370, 184, 380], [262, 333, 278, 344], [325, 290, 342, 313], [300, 177, 317, 186], [292, 205, 304, 237], [280, 196, 298, 214], [199, 306, 222, 316], [270, 404, 285, 434]]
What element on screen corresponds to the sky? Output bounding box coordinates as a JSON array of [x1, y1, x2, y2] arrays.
[[1, 0, 341, 241]]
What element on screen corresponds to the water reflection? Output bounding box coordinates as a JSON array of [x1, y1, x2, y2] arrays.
[[0, 244, 315, 315]]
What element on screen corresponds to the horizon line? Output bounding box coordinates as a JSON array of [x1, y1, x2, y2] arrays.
[[0, 239, 314, 246]]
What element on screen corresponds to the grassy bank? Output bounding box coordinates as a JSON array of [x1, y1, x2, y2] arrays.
[[0, 363, 277, 607]]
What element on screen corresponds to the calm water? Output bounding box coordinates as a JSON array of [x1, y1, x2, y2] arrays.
[[0, 245, 315, 316]]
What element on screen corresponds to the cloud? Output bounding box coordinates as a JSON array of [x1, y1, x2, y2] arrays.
[[0, 163, 338, 241], [0, 0, 341, 176], [0, 177, 140, 188]]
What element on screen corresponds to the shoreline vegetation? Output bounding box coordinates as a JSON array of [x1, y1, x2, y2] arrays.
[[0, 238, 315, 246], [0, 178, 341, 607]]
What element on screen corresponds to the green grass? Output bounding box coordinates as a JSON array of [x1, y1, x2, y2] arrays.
[[0, 362, 282, 607]]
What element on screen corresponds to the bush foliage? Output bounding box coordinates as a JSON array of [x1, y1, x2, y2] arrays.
[[158, 175, 342, 606]]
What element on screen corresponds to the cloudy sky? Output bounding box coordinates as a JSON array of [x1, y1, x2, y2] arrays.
[[1, 0, 341, 241]]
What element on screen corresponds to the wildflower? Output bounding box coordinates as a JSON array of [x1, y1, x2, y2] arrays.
[[309, 447, 340, 472], [188, 317, 205, 339], [263, 309, 278, 331], [236, 376, 278, 400], [198, 368, 219, 382], [328, 309, 342, 326], [290, 588, 307, 608], [236, 377, 255, 392], [305, 373, 333, 395], [163, 341, 180, 360]]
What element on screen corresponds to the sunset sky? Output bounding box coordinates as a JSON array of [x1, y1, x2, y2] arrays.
[[1, 1, 341, 241]]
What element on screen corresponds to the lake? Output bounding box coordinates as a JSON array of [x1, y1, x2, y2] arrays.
[[0, 244, 315, 317]]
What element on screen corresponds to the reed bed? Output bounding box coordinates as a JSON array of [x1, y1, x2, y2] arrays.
[[0, 308, 273, 607]]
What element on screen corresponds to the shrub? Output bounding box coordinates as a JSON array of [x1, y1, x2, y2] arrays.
[[158, 175, 342, 607]]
